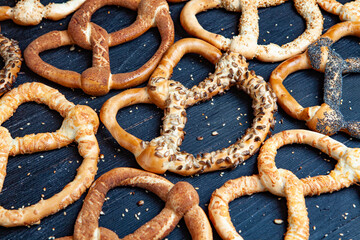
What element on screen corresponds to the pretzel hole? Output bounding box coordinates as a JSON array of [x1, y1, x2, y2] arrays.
[[182, 88, 252, 156]]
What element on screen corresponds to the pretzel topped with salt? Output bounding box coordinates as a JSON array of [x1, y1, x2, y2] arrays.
[[270, 21, 360, 138], [209, 129, 360, 239], [0, 82, 99, 227], [100, 38, 277, 176], [317, 0, 360, 21], [0, 0, 87, 26], [180, 0, 323, 62], [24, 0, 175, 96], [55, 167, 213, 240]]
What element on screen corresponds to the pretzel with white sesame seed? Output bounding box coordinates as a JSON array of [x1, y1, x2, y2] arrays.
[[0, 82, 100, 227], [317, 0, 360, 21], [24, 0, 175, 96], [209, 129, 360, 240], [180, 0, 323, 62], [0, 33, 22, 97], [100, 38, 277, 176], [270, 21, 360, 139], [54, 167, 213, 240], [0, 0, 87, 26]]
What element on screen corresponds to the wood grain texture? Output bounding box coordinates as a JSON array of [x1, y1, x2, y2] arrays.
[[0, 0, 359, 239]]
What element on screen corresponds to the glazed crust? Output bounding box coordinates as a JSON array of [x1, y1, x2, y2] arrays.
[[317, 0, 360, 21], [270, 21, 360, 138], [100, 38, 277, 176], [0, 82, 100, 227], [24, 0, 175, 96], [180, 0, 323, 62]]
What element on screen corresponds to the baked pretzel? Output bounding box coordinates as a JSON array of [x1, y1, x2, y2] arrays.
[[54, 167, 213, 240], [209, 129, 360, 240], [270, 21, 360, 138], [100, 38, 277, 176], [0, 33, 22, 96], [180, 0, 323, 62], [0, 82, 99, 227], [24, 0, 175, 96], [0, 0, 86, 26], [317, 0, 360, 21]]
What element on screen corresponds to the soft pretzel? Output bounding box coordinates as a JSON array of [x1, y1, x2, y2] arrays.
[[0, 82, 100, 227], [0, 33, 22, 96], [24, 0, 175, 96], [317, 0, 360, 21], [0, 0, 87, 26], [54, 167, 213, 240], [270, 21, 360, 138], [100, 38, 277, 176], [180, 0, 323, 62], [209, 129, 360, 240]]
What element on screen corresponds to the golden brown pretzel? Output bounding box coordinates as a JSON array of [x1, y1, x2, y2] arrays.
[[0, 82, 99, 227], [54, 167, 213, 240], [317, 0, 360, 21], [209, 129, 360, 240], [0, 33, 22, 97], [270, 21, 360, 138], [180, 0, 323, 62], [100, 38, 277, 176], [0, 0, 87, 26], [24, 0, 175, 96]]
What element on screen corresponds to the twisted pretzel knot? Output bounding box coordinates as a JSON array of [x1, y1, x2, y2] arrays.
[[100, 38, 277, 176], [209, 129, 360, 240], [0, 82, 99, 227], [55, 168, 213, 240], [24, 0, 175, 96], [270, 21, 360, 138], [317, 0, 360, 21], [0, 33, 22, 96], [0, 0, 86, 26], [180, 0, 323, 62]]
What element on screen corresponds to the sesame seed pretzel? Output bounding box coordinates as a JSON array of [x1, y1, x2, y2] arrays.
[[0, 82, 100, 227], [180, 0, 323, 62], [0, 33, 22, 96], [317, 0, 360, 21], [209, 129, 360, 240], [54, 167, 213, 240], [270, 21, 360, 138], [100, 38, 277, 176], [0, 0, 86, 26], [24, 0, 175, 96]]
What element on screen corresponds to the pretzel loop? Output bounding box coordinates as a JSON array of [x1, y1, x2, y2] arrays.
[[270, 21, 360, 138], [0, 82, 99, 227], [317, 0, 360, 21]]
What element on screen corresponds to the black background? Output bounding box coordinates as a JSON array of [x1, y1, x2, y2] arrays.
[[0, 0, 359, 239]]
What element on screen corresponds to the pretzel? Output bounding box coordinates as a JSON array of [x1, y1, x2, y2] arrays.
[[0, 33, 22, 96], [0, 0, 87, 26], [100, 38, 277, 176], [0, 82, 100, 227], [180, 0, 323, 62], [270, 21, 360, 138], [24, 0, 175, 96], [54, 167, 213, 240], [209, 129, 360, 240], [317, 0, 360, 21]]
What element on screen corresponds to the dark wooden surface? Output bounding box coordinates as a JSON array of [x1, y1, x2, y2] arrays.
[[0, 0, 359, 239]]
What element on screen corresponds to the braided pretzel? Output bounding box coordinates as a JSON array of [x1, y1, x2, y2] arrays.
[[0, 0, 86, 26], [54, 167, 213, 240], [0, 82, 99, 227], [317, 0, 360, 21], [0, 33, 22, 96], [100, 38, 277, 176], [180, 0, 323, 62], [270, 21, 360, 138], [24, 0, 175, 96], [209, 129, 360, 240]]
